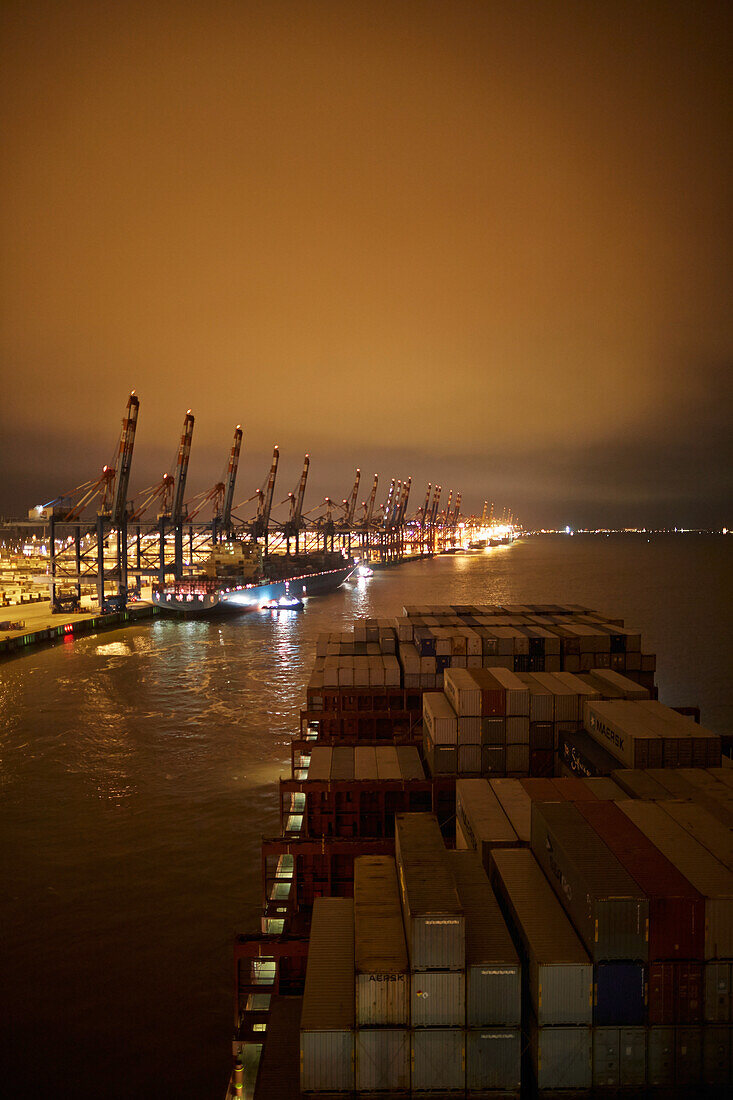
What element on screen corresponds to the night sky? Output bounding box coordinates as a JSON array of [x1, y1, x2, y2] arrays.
[[1, 1, 731, 528]]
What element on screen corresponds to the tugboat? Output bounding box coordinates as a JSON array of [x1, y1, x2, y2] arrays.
[[152, 541, 355, 615]]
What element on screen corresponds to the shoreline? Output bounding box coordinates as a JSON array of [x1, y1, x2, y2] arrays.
[[0, 602, 160, 661]]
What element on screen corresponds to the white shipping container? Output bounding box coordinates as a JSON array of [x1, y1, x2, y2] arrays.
[[444, 667, 482, 716], [423, 692, 458, 746]]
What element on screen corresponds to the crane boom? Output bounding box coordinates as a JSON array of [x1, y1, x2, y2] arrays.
[[444, 489, 453, 524], [346, 468, 361, 525], [453, 491, 461, 525], [397, 476, 412, 525], [171, 411, 195, 523], [382, 478, 396, 528], [420, 483, 432, 526], [111, 392, 140, 525], [222, 426, 243, 529], [365, 474, 379, 525], [430, 485, 442, 524], [290, 454, 310, 524], [258, 445, 280, 529]]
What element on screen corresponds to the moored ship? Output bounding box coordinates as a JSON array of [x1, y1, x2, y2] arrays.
[[152, 540, 356, 614]]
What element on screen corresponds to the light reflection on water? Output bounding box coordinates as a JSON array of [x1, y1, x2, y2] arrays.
[[0, 536, 729, 1098]]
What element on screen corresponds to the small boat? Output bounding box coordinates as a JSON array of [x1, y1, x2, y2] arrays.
[[356, 564, 374, 578], [261, 594, 304, 612]]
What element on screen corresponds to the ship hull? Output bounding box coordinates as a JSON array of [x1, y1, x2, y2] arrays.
[[152, 564, 356, 615]]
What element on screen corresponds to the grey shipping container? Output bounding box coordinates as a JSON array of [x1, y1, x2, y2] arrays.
[[395, 813, 465, 970], [356, 1029, 410, 1092], [449, 851, 521, 1026], [592, 1026, 646, 1088], [705, 960, 732, 1022], [618, 799, 733, 958], [300, 898, 355, 1092], [411, 969, 465, 1026], [489, 848, 592, 1025], [411, 1028, 465, 1092], [527, 1020, 592, 1090], [675, 1026, 703, 1086], [354, 857, 409, 1026], [703, 1025, 732, 1088], [530, 800, 649, 962], [647, 1026, 675, 1087], [456, 779, 518, 865], [490, 779, 531, 843], [466, 1028, 521, 1092]]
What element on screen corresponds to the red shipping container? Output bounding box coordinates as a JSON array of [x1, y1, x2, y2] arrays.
[[576, 801, 705, 961], [529, 749, 554, 777], [520, 778, 559, 800], [551, 777, 598, 801], [467, 668, 506, 716], [649, 962, 703, 1023]]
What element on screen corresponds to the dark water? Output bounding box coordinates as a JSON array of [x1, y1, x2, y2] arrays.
[[0, 535, 730, 1098]]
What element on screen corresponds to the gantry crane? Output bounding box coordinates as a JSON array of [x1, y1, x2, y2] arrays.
[[282, 454, 310, 553]]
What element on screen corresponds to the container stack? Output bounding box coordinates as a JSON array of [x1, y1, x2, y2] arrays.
[[395, 813, 467, 1095], [489, 847, 593, 1092], [300, 897, 356, 1094], [449, 852, 522, 1095], [617, 799, 733, 1090], [354, 857, 411, 1093], [529, 800, 650, 1089]]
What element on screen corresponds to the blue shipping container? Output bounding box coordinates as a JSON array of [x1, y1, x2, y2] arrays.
[[594, 963, 646, 1025]]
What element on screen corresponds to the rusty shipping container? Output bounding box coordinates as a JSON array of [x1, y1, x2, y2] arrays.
[[530, 800, 649, 962], [648, 960, 703, 1024], [394, 813, 465, 971]]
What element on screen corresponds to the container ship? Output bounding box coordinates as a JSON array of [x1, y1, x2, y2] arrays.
[[152, 541, 356, 614], [229, 603, 732, 1098]]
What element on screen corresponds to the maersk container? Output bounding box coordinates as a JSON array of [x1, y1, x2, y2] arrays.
[[530, 801, 649, 962], [411, 1028, 465, 1093], [594, 962, 646, 1024], [354, 857, 409, 1026], [704, 960, 731, 1022], [675, 1026, 703, 1085], [395, 813, 465, 971], [489, 779, 531, 844], [648, 1025, 675, 1087], [411, 969, 465, 1026], [592, 1026, 646, 1088], [449, 851, 521, 1026], [300, 898, 355, 1093], [356, 1029, 410, 1092], [618, 799, 733, 959], [466, 1028, 521, 1092], [527, 1020, 592, 1090], [456, 779, 518, 865], [489, 848, 592, 1025], [575, 799, 705, 961], [583, 700, 663, 768], [703, 1025, 732, 1088]]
